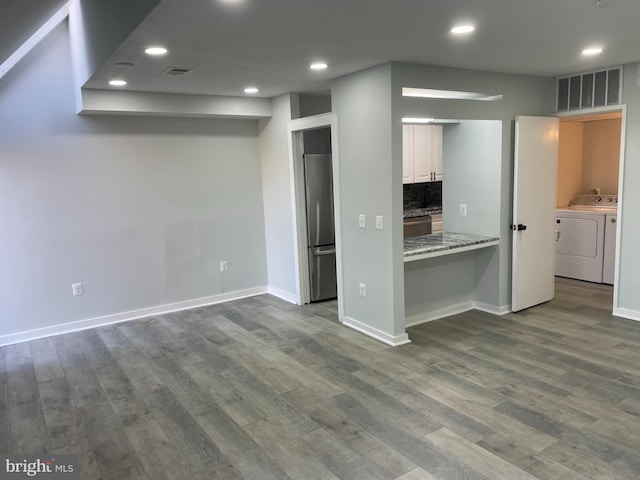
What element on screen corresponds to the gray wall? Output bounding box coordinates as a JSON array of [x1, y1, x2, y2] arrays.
[[442, 120, 502, 237], [393, 62, 555, 309], [258, 94, 298, 299], [79, 89, 272, 118], [404, 253, 475, 320], [0, 23, 268, 340], [332, 64, 406, 340], [618, 63, 640, 315], [298, 93, 332, 118]]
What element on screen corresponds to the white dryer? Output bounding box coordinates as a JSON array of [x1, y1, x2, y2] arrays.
[[555, 194, 618, 284]]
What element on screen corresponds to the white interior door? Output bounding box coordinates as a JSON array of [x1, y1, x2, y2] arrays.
[[512, 116, 559, 312]]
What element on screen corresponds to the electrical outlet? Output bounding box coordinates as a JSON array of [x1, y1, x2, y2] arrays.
[[359, 282, 366, 297], [72, 282, 84, 296], [359, 214, 366, 229], [459, 204, 468, 216], [219, 261, 228, 272], [375, 215, 383, 230]]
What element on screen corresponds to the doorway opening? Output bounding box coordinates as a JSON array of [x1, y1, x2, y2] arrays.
[[556, 106, 626, 312], [287, 113, 345, 321]]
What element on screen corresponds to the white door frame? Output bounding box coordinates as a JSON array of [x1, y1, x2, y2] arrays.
[[556, 104, 627, 313], [287, 113, 344, 322]]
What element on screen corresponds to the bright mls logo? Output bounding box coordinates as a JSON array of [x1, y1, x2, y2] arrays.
[[0, 456, 77, 480]]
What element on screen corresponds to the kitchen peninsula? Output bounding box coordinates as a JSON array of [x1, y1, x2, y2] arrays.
[[403, 232, 501, 328]]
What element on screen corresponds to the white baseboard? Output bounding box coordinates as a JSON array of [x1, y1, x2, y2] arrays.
[[342, 316, 411, 347], [613, 307, 640, 322], [405, 301, 511, 328], [0, 286, 268, 347], [474, 302, 511, 316], [267, 286, 298, 304], [405, 302, 475, 327]]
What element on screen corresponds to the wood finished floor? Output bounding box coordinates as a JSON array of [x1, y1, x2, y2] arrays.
[[3, 278, 640, 479]]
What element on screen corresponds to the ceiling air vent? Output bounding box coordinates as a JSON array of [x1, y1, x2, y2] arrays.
[[164, 67, 192, 76], [557, 66, 622, 112]]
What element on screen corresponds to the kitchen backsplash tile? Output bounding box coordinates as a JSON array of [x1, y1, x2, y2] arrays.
[[403, 182, 442, 209]]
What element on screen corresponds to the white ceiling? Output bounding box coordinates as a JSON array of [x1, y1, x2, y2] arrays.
[[85, 0, 640, 98]]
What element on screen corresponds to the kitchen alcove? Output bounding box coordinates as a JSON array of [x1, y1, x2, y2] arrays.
[[404, 119, 502, 325]]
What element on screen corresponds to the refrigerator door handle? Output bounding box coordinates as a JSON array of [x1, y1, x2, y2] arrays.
[[313, 248, 336, 256]]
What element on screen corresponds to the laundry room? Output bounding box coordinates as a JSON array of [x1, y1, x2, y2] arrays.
[[556, 111, 622, 285]]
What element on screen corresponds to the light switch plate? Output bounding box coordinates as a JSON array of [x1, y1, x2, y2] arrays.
[[359, 214, 366, 229], [375, 215, 383, 230], [72, 282, 84, 296]]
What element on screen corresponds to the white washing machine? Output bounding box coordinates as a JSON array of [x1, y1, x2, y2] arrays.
[[555, 194, 618, 284]]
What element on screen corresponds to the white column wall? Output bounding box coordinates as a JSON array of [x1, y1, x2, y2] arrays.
[[616, 63, 640, 319], [332, 64, 408, 345], [258, 94, 299, 302]]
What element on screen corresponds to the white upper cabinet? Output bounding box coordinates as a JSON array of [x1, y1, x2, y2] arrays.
[[432, 125, 443, 181], [402, 125, 414, 184], [403, 124, 442, 184]]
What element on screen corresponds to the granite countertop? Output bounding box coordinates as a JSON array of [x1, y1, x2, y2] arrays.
[[404, 232, 499, 262], [403, 207, 443, 218]]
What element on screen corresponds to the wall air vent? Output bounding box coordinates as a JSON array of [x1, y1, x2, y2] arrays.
[[164, 67, 192, 76], [557, 66, 622, 112]]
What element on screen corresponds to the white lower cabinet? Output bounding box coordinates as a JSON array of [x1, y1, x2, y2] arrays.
[[403, 124, 442, 184]]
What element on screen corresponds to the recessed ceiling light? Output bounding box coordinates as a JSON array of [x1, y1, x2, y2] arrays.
[[109, 79, 127, 86], [582, 47, 603, 56], [244, 87, 259, 94], [145, 46, 168, 56], [451, 24, 475, 34], [310, 63, 328, 70]]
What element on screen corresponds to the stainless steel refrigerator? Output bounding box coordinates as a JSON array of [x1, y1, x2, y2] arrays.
[[304, 154, 337, 301]]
